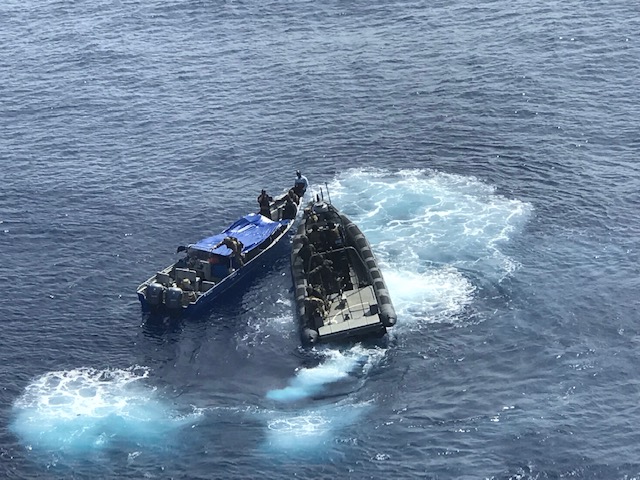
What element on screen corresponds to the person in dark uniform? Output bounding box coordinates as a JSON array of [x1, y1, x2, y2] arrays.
[[307, 224, 322, 248], [304, 293, 326, 328], [287, 188, 300, 205], [298, 237, 315, 271], [325, 222, 342, 249], [257, 189, 273, 219], [307, 284, 329, 310], [308, 259, 337, 294], [282, 196, 297, 220]]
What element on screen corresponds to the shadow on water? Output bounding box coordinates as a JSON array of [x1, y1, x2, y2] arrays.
[[140, 297, 246, 340]]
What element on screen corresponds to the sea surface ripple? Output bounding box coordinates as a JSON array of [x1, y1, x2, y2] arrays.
[[1, 0, 639, 478]]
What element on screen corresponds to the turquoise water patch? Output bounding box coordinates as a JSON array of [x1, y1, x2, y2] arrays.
[[11, 366, 202, 453], [266, 345, 385, 403], [262, 402, 371, 455]]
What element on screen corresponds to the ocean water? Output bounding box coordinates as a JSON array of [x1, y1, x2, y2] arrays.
[[1, 0, 639, 478]]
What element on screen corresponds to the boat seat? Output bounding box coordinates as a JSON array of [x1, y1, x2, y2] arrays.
[[156, 272, 172, 286], [201, 280, 216, 292], [175, 268, 197, 283], [196, 260, 212, 281]]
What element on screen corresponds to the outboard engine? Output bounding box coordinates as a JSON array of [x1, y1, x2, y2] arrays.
[[165, 286, 184, 310], [145, 283, 165, 307]]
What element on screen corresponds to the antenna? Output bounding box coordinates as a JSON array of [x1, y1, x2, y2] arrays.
[[324, 182, 332, 204]]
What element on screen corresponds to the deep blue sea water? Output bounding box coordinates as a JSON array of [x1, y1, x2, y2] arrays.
[[1, 0, 639, 478]]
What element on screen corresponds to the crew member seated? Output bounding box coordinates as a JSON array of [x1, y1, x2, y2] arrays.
[[324, 222, 342, 249], [307, 224, 322, 247], [181, 278, 197, 304], [305, 213, 319, 228], [287, 188, 299, 205], [307, 284, 329, 310], [305, 294, 326, 328]]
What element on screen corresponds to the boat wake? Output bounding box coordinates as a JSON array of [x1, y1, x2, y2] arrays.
[[260, 168, 531, 453], [266, 345, 386, 403], [382, 265, 475, 325], [261, 401, 371, 456], [324, 168, 532, 329], [259, 345, 382, 456], [10, 366, 202, 453]]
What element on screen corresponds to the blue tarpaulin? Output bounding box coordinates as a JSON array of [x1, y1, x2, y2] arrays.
[[188, 213, 285, 257]]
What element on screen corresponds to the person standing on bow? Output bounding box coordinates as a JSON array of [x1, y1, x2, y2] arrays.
[[293, 170, 309, 197], [257, 189, 273, 219]]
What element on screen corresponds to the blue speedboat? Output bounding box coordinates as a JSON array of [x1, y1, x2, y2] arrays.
[[137, 188, 302, 315]]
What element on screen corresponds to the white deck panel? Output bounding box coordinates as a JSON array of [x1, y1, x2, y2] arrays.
[[318, 285, 382, 337]]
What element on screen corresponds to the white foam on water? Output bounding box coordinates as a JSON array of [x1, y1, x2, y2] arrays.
[[266, 345, 386, 403], [325, 168, 531, 327], [239, 311, 297, 349], [262, 402, 371, 454], [383, 266, 476, 324], [11, 366, 202, 453], [265, 168, 530, 453]]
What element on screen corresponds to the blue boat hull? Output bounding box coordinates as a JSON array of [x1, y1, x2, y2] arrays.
[[138, 236, 289, 317], [137, 188, 302, 317]]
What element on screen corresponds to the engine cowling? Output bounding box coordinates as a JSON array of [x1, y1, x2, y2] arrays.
[[146, 283, 165, 306], [165, 287, 183, 309]]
